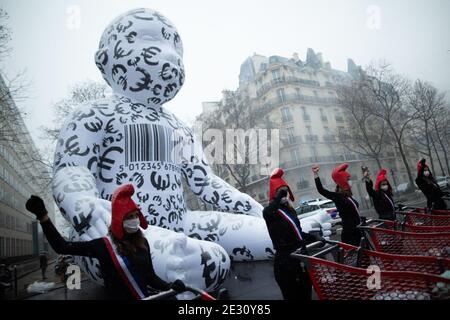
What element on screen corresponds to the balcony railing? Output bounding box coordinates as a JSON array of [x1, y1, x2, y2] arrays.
[[281, 135, 302, 146], [261, 94, 338, 110], [279, 154, 369, 170], [321, 115, 328, 122], [257, 76, 321, 97], [335, 116, 344, 122], [305, 134, 319, 142], [281, 115, 293, 123], [323, 134, 336, 142], [297, 181, 310, 190]]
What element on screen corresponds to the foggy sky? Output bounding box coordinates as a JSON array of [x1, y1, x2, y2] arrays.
[[2, 0, 450, 152]]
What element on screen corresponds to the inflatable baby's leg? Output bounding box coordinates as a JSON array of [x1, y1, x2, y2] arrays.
[[143, 226, 230, 294], [184, 211, 274, 261]]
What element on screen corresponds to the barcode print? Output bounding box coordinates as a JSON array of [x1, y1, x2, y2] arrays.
[[125, 124, 183, 165]]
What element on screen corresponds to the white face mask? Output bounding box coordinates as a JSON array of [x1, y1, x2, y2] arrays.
[[123, 218, 140, 234], [280, 197, 289, 205], [380, 185, 389, 192], [424, 170, 430, 177]]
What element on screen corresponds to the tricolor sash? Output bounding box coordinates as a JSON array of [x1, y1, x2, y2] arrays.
[[277, 208, 303, 241], [383, 193, 395, 212], [103, 236, 148, 300], [347, 197, 361, 223]]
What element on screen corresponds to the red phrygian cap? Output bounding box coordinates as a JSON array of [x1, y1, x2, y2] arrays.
[[332, 163, 351, 190], [111, 184, 148, 240], [417, 159, 430, 172], [269, 168, 295, 201], [374, 168, 392, 191]]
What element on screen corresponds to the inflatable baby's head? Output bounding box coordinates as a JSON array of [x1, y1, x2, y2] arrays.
[[95, 8, 184, 105]]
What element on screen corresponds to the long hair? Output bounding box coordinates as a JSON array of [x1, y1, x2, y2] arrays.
[[335, 185, 353, 197], [109, 227, 147, 256]]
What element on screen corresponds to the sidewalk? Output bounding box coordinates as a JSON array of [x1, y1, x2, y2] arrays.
[[3, 260, 61, 300], [4, 260, 95, 300]]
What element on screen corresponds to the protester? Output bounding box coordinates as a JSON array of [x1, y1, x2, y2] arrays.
[[415, 158, 448, 211], [363, 168, 395, 220], [312, 164, 362, 246], [263, 168, 319, 300], [26, 183, 184, 300]]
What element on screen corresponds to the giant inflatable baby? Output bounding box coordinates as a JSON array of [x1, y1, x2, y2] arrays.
[[52, 8, 325, 294]]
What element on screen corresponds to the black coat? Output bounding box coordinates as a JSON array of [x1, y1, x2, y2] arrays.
[[263, 193, 316, 253], [40, 220, 170, 300], [314, 177, 362, 246], [415, 165, 447, 210], [365, 180, 395, 220]]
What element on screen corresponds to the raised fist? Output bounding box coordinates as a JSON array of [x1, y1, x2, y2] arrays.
[[312, 164, 320, 174], [25, 195, 48, 220]]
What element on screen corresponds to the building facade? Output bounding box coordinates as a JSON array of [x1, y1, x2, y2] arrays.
[[0, 73, 55, 259], [194, 49, 418, 209]]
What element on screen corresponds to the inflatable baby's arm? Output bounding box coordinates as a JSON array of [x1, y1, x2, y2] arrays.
[[181, 136, 263, 218], [52, 104, 112, 240]]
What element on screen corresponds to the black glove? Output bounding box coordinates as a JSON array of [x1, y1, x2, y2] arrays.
[[25, 195, 48, 220], [170, 279, 186, 293]]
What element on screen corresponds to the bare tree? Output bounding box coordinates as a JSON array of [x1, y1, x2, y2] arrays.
[[336, 77, 388, 169], [363, 62, 417, 187], [41, 80, 108, 142], [0, 7, 30, 145], [197, 90, 274, 193], [0, 7, 12, 61], [430, 103, 450, 175], [20, 80, 107, 192], [408, 80, 448, 176]]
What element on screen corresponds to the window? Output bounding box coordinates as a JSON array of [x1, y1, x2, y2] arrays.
[[295, 88, 301, 97], [320, 108, 328, 122], [313, 90, 318, 97], [290, 148, 300, 165], [287, 127, 296, 144], [277, 88, 286, 103], [306, 126, 312, 134], [281, 106, 292, 122], [272, 68, 281, 81], [301, 106, 310, 121], [310, 146, 318, 161], [6, 237, 10, 257]]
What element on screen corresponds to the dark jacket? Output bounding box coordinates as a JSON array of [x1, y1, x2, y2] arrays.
[[40, 219, 170, 300], [39, 255, 48, 268], [415, 165, 447, 210], [314, 177, 362, 246], [263, 192, 316, 253], [365, 180, 395, 220]]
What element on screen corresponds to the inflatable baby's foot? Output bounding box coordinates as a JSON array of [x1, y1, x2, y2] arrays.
[[144, 226, 230, 298]]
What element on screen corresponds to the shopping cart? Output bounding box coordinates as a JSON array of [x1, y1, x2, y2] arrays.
[[325, 240, 450, 274], [395, 211, 450, 226], [397, 201, 450, 216], [358, 223, 450, 257], [366, 219, 450, 233], [291, 241, 450, 300]]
